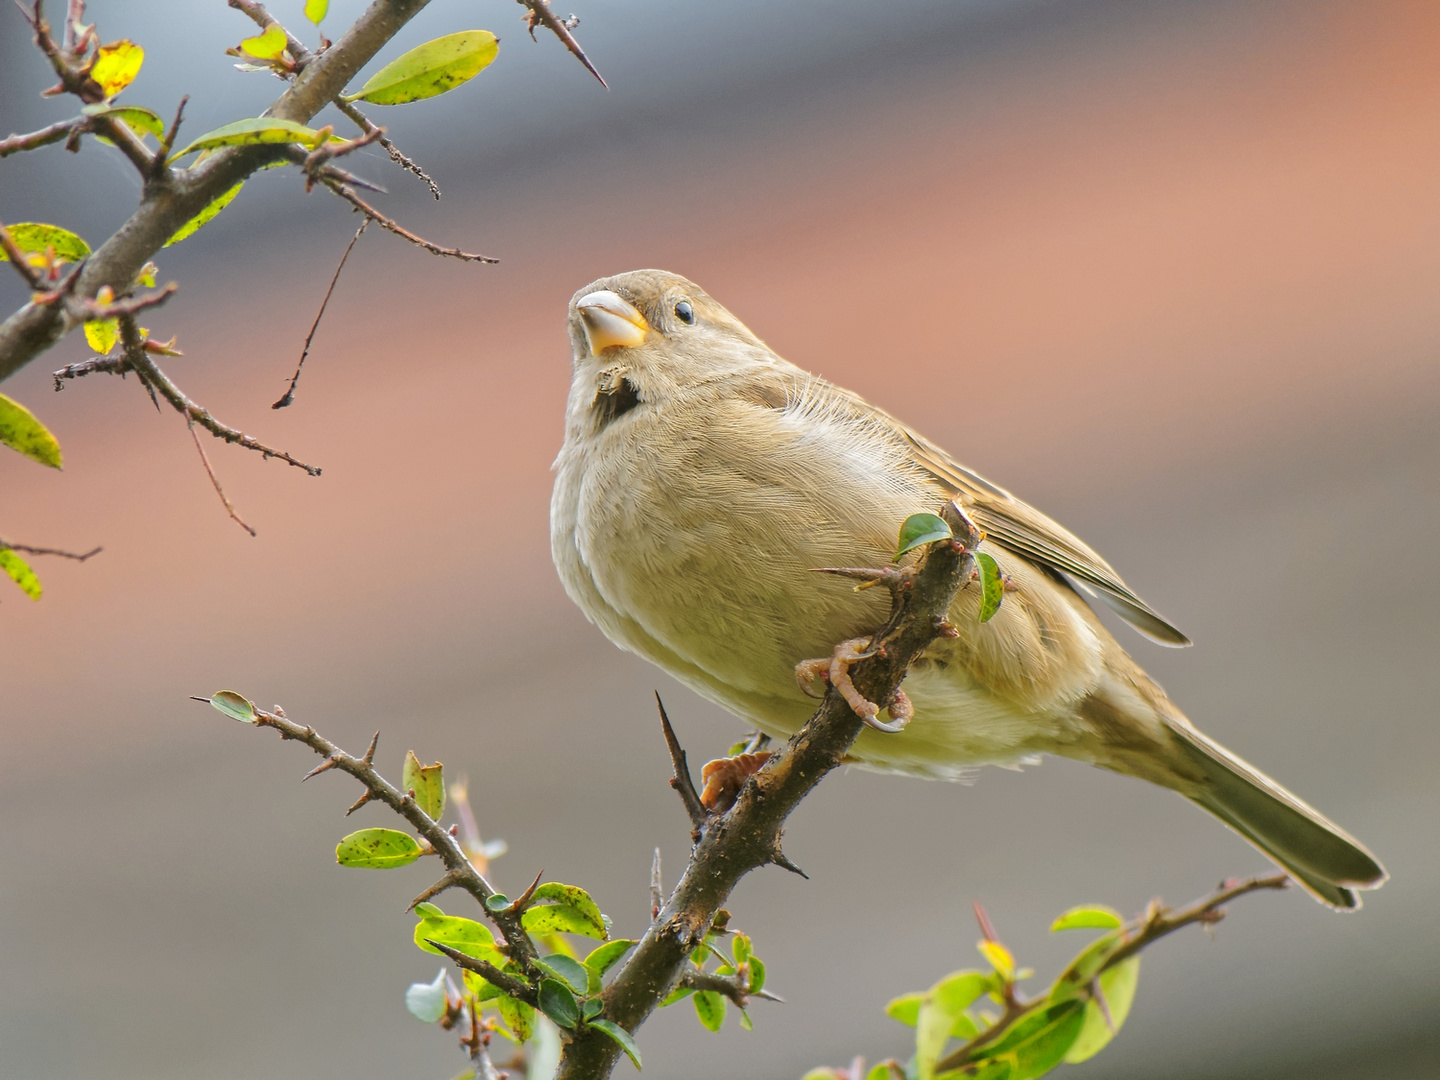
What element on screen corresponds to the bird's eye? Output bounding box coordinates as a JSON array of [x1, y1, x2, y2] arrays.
[[674, 300, 694, 325]]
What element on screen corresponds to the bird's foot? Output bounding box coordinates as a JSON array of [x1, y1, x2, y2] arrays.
[[699, 751, 772, 812], [793, 637, 913, 733]]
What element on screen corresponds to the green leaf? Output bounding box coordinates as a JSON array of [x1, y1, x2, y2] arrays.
[[402, 749, 446, 820], [933, 971, 991, 1015], [522, 882, 608, 940], [164, 181, 244, 247], [976, 552, 1004, 623], [208, 689, 257, 722], [463, 967, 502, 1003], [169, 117, 325, 162], [885, 991, 924, 1028], [82, 103, 165, 139], [239, 24, 288, 60], [866, 1065, 900, 1080], [1049, 931, 1125, 1001], [305, 0, 329, 23], [345, 30, 499, 106], [413, 907, 504, 964], [584, 939, 635, 979], [977, 940, 1014, 980], [1063, 956, 1139, 1063], [405, 967, 449, 1022], [335, 827, 423, 868], [0, 549, 42, 601], [896, 512, 952, 560], [495, 992, 534, 1044], [486, 893, 509, 912], [957, 1000, 1085, 1080], [659, 986, 693, 1006], [537, 978, 580, 1030], [589, 1018, 642, 1070], [1050, 905, 1123, 933], [692, 989, 725, 1032], [84, 318, 117, 355], [0, 394, 63, 468], [90, 40, 144, 97], [535, 954, 589, 995], [0, 222, 90, 264], [747, 955, 766, 994]]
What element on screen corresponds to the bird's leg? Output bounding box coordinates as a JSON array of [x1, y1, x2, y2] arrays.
[[699, 751, 772, 812], [794, 636, 912, 732]]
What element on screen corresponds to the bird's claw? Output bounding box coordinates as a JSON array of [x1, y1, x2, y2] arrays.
[[794, 637, 911, 732], [699, 751, 772, 812]]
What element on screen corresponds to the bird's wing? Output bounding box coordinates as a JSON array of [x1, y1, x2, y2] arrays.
[[899, 425, 1191, 647]]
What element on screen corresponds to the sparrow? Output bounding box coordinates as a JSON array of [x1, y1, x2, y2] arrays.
[[549, 268, 1386, 909]]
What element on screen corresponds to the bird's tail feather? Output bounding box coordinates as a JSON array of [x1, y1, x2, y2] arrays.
[[1162, 718, 1387, 910]]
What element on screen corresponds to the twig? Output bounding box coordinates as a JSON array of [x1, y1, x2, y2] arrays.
[[317, 179, 497, 263], [188, 419, 257, 536], [425, 940, 539, 1006], [53, 355, 127, 388], [273, 219, 366, 409], [650, 848, 663, 923], [657, 694, 706, 830], [0, 118, 80, 158], [117, 315, 323, 475], [930, 873, 1291, 1075], [554, 503, 981, 1079], [0, 537, 101, 560], [333, 98, 441, 199], [518, 0, 608, 88], [195, 700, 540, 973], [676, 968, 782, 1008], [151, 96, 187, 179]]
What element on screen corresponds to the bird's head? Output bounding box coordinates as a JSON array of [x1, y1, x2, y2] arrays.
[[565, 270, 778, 427]]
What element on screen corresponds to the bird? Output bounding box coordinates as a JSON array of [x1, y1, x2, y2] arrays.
[[549, 268, 1386, 909]]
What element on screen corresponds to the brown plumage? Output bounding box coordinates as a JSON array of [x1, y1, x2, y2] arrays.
[[550, 269, 1386, 908]]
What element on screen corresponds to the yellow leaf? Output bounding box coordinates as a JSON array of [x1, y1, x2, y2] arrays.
[[0, 223, 90, 265], [239, 23, 288, 60], [164, 181, 244, 246], [305, 0, 329, 24], [978, 939, 1015, 980], [0, 549, 42, 601], [90, 40, 145, 97], [84, 318, 118, 354], [0, 393, 63, 468]]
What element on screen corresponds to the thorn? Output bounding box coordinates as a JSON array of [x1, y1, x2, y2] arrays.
[[361, 731, 379, 766], [651, 847, 663, 922], [345, 790, 374, 816], [189, 695, 211, 704], [408, 869, 463, 911], [973, 901, 998, 943], [770, 847, 808, 879], [504, 868, 545, 915], [301, 755, 341, 781]]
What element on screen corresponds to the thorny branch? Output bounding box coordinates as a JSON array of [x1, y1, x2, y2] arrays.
[[518, 0, 607, 88], [1, 0, 445, 380], [194, 700, 541, 976], [315, 180, 497, 263], [931, 873, 1291, 1075], [116, 315, 323, 475]]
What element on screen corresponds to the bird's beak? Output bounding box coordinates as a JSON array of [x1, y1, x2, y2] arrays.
[[577, 290, 650, 354]]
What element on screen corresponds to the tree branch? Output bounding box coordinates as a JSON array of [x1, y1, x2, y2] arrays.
[[0, 0, 436, 382], [199, 700, 542, 973], [930, 873, 1291, 1075], [0, 118, 81, 158], [518, 0, 608, 89], [554, 503, 981, 1079], [0, 537, 101, 560], [117, 315, 323, 475]]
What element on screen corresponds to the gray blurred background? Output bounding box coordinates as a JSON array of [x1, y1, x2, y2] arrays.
[[2, 0, 1437, 1077]]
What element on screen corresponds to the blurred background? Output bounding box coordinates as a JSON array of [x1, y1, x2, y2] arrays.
[[2, 0, 1437, 1076]]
